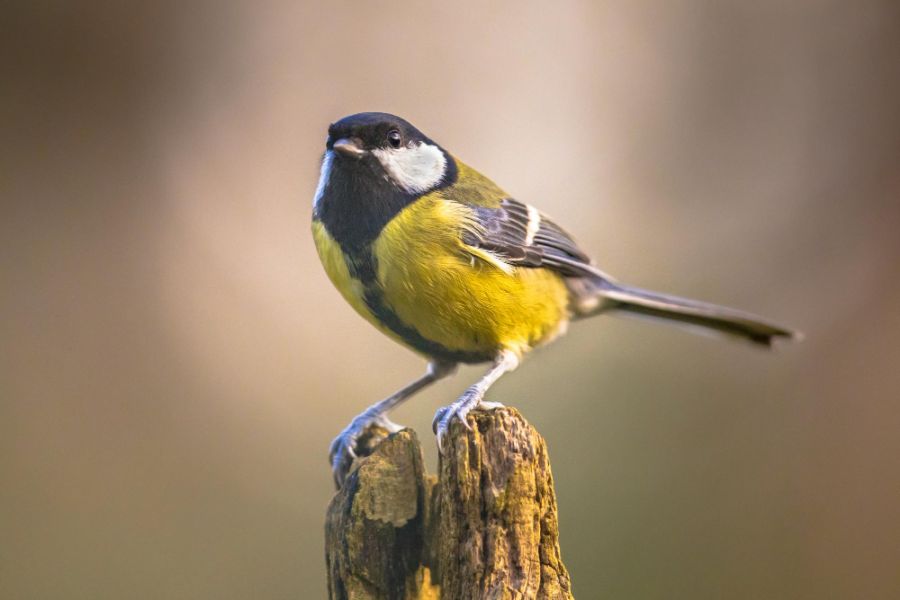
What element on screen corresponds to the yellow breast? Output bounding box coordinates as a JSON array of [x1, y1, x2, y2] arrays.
[[312, 195, 570, 363]]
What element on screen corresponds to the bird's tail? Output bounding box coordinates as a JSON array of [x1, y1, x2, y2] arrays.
[[568, 277, 799, 348]]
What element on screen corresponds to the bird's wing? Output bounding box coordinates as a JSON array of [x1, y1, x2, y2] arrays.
[[456, 197, 613, 279], [452, 197, 797, 344]]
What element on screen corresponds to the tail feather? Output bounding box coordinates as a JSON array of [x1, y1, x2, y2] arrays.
[[570, 279, 798, 348]]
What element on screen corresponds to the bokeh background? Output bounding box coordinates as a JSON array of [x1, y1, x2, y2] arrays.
[[3, 1, 900, 598]]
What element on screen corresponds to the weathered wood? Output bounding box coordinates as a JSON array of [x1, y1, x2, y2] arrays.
[[324, 428, 439, 599], [324, 408, 573, 600], [435, 408, 573, 600]]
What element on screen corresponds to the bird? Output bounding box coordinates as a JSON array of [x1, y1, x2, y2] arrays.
[[311, 112, 798, 486]]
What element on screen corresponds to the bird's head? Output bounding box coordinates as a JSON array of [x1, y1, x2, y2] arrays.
[[321, 112, 455, 196]]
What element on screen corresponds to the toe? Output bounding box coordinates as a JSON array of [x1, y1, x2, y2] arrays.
[[377, 416, 403, 433], [477, 400, 505, 411], [456, 406, 473, 431], [331, 444, 357, 488], [432, 406, 450, 434], [329, 429, 360, 488], [434, 411, 457, 453], [328, 432, 355, 463], [435, 422, 447, 453]]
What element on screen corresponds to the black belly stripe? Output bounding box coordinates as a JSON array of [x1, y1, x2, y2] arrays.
[[344, 247, 378, 285], [344, 248, 492, 365]]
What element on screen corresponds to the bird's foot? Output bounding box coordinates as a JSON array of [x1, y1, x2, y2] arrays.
[[432, 388, 504, 452], [329, 412, 404, 488]]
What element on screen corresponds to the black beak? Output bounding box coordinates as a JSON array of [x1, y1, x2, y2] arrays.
[[332, 138, 366, 159]]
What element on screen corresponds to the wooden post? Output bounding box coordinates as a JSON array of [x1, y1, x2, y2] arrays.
[[324, 428, 439, 599], [324, 408, 574, 600]]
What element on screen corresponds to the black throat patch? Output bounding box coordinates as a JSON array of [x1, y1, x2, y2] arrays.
[[314, 152, 458, 257], [314, 155, 416, 256]]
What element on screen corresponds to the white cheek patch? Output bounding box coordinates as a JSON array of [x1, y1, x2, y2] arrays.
[[312, 150, 334, 209], [372, 143, 447, 194]]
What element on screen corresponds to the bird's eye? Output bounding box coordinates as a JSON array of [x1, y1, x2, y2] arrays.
[[387, 130, 402, 149]]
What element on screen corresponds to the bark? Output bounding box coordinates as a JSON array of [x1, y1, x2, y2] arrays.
[[325, 408, 573, 600]]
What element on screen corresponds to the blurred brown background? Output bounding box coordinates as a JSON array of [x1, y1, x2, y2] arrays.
[[3, 1, 900, 598]]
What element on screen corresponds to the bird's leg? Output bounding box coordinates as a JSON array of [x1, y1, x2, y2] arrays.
[[329, 360, 456, 487], [433, 350, 519, 451]]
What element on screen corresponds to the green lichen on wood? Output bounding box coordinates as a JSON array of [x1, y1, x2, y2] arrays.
[[325, 409, 573, 600]]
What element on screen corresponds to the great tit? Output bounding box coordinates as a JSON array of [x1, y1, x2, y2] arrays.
[[312, 112, 797, 486]]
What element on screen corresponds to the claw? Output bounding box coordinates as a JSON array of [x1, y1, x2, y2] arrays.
[[329, 414, 400, 488], [431, 405, 448, 434], [432, 386, 484, 453], [329, 428, 359, 488]]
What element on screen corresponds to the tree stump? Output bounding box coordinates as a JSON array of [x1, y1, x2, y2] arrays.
[[324, 408, 574, 600]]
